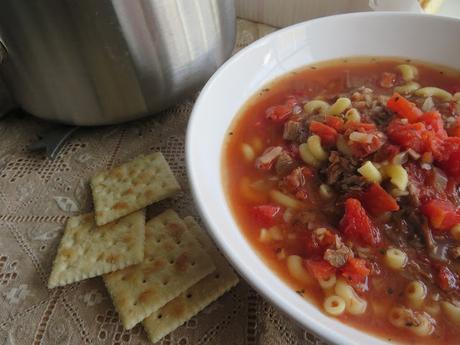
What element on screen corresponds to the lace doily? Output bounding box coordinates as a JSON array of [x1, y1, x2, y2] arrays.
[[0, 19, 329, 345]]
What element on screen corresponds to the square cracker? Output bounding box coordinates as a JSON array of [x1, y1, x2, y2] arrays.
[[91, 152, 180, 226], [103, 210, 215, 330], [143, 216, 239, 343], [48, 210, 145, 289]]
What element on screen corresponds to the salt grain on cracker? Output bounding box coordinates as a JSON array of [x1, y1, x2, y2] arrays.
[[103, 210, 215, 330], [91, 152, 180, 226], [48, 210, 145, 289], [143, 216, 239, 343]]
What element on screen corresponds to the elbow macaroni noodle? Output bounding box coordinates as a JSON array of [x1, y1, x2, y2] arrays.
[[384, 164, 408, 191], [397, 64, 418, 81], [405, 280, 427, 308], [304, 100, 329, 115], [441, 301, 460, 327], [336, 135, 353, 156], [411, 315, 434, 337], [307, 135, 328, 161], [358, 161, 382, 184], [318, 274, 336, 289], [335, 279, 367, 315], [394, 81, 420, 95], [299, 143, 320, 167], [259, 228, 270, 243], [270, 190, 302, 209], [286, 255, 312, 284], [319, 184, 333, 200], [384, 248, 408, 270], [415, 87, 453, 102], [328, 97, 351, 115], [345, 108, 361, 123], [324, 295, 346, 316], [388, 307, 433, 336], [424, 300, 441, 317], [241, 143, 255, 162]]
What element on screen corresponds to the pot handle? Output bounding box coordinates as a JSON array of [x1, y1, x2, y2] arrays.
[[0, 41, 14, 117]]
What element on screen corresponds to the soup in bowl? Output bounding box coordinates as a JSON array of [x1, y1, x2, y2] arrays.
[[187, 12, 460, 345]]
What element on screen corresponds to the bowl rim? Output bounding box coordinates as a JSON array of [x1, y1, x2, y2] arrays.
[[186, 11, 460, 345]]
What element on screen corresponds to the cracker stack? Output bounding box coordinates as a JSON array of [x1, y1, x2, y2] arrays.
[[47, 152, 239, 343]]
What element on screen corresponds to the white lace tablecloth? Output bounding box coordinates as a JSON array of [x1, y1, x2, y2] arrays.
[[0, 19, 329, 345]]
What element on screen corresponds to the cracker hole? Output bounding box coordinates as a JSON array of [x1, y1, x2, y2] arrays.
[[169, 259, 175, 265], [163, 280, 169, 286], [142, 279, 147, 284], [191, 261, 196, 266], [186, 293, 192, 299], [215, 274, 220, 279], [157, 314, 162, 319]]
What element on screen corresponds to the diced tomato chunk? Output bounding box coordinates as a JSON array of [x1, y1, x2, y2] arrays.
[[305, 259, 336, 281], [387, 119, 426, 152], [387, 93, 423, 123], [266, 104, 291, 122], [251, 205, 281, 226], [309, 121, 338, 146], [325, 115, 344, 131], [437, 137, 460, 179], [340, 198, 382, 246], [421, 199, 460, 231], [340, 257, 370, 285], [425, 132, 446, 160], [420, 111, 447, 137], [344, 121, 377, 132], [438, 149, 460, 179], [373, 144, 400, 162], [437, 266, 458, 291], [361, 183, 399, 216]]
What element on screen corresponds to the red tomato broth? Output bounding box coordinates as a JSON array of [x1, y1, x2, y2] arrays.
[[222, 57, 460, 344]]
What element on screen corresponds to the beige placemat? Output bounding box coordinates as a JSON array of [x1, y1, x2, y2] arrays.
[[0, 19, 328, 345]]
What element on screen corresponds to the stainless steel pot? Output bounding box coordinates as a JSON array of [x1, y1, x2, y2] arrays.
[[0, 0, 235, 126]]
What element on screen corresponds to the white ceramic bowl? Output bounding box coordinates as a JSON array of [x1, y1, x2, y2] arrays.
[[186, 12, 460, 345]]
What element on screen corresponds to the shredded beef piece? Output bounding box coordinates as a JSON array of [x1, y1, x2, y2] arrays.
[[407, 183, 421, 208], [355, 247, 375, 260], [448, 183, 460, 206], [401, 186, 442, 259], [386, 209, 424, 249], [324, 245, 352, 268], [322, 151, 367, 195], [404, 259, 434, 283], [283, 166, 306, 191], [283, 120, 307, 142], [371, 106, 393, 128], [420, 217, 438, 257], [275, 152, 296, 176]]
